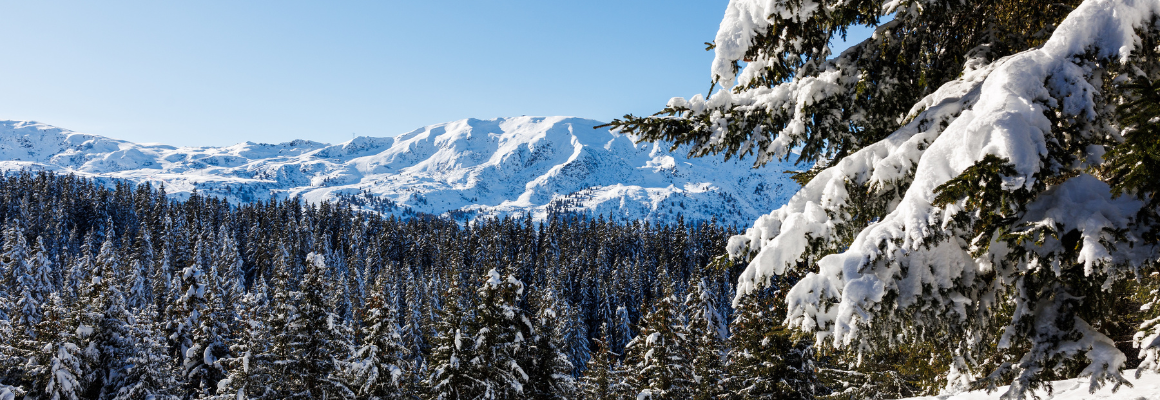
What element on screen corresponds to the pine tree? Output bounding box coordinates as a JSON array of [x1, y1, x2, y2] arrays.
[[610, 305, 633, 359], [721, 292, 821, 400], [213, 283, 274, 400], [525, 288, 577, 399], [685, 278, 725, 400], [89, 236, 138, 399], [609, 0, 1160, 396], [23, 293, 86, 400], [168, 258, 208, 392], [580, 324, 631, 400], [213, 224, 245, 328], [114, 305, 180, 400], [334, 274, 413, 399], [262, 244, 301, 399], [3, 220, 37, 339], [624, 291, 693, 400], [125, 259, 152, 312], [426, 276, 479, 400], [183, 264, 231, 397], [262, 252, 353, 399], [469, 269, 532, 399], [555, 297, 589, 378]]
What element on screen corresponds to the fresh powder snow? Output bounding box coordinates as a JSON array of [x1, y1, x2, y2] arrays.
[[901, 369, 1160, 399]]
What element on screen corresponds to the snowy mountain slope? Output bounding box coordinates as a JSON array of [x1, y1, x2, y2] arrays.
[[901, 369, 1160, 400], [0, 117, 800, 225]]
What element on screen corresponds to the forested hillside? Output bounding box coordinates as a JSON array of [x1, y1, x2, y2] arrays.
[[0, 171, 821, 399]]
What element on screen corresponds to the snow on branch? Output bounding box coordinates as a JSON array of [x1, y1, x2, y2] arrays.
[[730, 0, 1160, 395]]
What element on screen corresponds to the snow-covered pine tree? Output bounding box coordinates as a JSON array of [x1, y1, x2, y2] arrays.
[[1112, 75, 1160, 378], [114, 304, 180, 400], [333, 273, 413, 399], [554, 290, 590, 378], [152, 220, 175, 316], [258, 244, 303, 399], [719, 292, 785, 399], [167, 257, 208, 391], [524, 287, 577, 399], [623, 289, 694, 400], [22, 293, 85, 400], [426, 275, 479, 400], [67, 232, 97, 303], [280, 252, 353, 399], [401, 264, 429, 364], [89, 237, 138, 399], [26, 236, 54, 321], [469, 269, 532, 399], [125, 259, 152, 312], [329, 255, 356, 324], [212, 281, 273, 400], [610, 305, 633, 358], [128, 219, 155, 312], [213, 224, 245, 330], [684, 278, 726, 400], [579, 323, 631, 400], [183, 264, 231, 397], [610, 0, 1160, 397], [3, 220, 37, 339]]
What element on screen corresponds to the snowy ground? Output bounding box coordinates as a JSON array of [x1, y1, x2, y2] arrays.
[[904, 370, 1160, 400]]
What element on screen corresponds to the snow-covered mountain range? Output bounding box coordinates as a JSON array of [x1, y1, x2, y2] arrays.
[[0, 116, 800, 226]]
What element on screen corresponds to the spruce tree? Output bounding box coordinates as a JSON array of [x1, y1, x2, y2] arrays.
[[609, 0, 1160, 396], [580, 323, 631, 400], [23, 293, 86, 400], [265, 252, 353, 399], [114, 305, 180, 400], [262, 244, 301, 399], [525, 288, 577, 399], [469, 269, 532, 399], [720, 293, 779, 399], [167, 242, 210, 377], [610, 305, 633, 358], [183, 264, 231, 397], [3, 221, 37, 339], [125, 259, 152, 312], [213, 283, 274, 400], [623, 291, 693, 400], [685, 278, 726, 400], [90, 237, 138, 399], [426, 276, 479, 400], [334, 274, 413, 399], [213, 224, 246, 330]]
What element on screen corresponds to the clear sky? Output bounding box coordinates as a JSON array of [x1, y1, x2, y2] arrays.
[[0, 1, 872, 147]]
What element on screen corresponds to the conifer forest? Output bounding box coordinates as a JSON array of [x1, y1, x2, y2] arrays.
[[0, 172, 822, 400]]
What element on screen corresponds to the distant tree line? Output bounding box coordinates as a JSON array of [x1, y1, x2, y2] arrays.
[[0, 171, 824, 400]]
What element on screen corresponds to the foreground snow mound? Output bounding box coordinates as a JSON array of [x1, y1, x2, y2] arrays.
[[0, 117, 799, 225], [904, 369, 1160, 400]]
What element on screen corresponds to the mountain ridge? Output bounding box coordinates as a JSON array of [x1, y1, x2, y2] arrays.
[[0, 116, 800, 226]]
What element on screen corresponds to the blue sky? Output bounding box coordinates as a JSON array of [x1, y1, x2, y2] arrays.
[[0, 1, 871, 147]]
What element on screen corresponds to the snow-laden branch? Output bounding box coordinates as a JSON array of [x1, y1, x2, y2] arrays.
[[729, 0, 1160, 395]]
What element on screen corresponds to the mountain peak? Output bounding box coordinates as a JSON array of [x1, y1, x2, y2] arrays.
[[0, 117, 800, 225]]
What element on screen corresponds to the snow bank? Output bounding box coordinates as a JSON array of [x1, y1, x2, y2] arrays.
[[903, 369, 1160, 400]]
